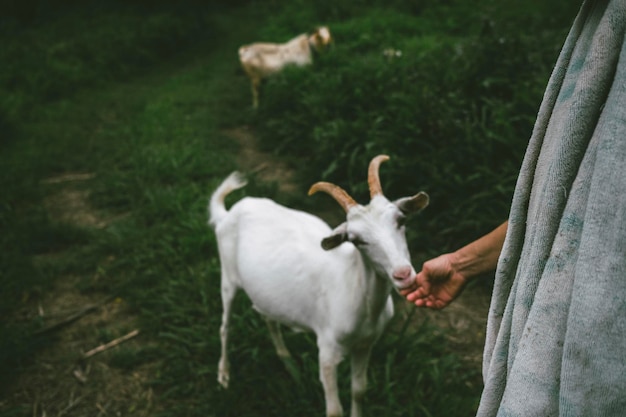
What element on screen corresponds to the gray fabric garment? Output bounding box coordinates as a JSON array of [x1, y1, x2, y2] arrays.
[[478, 0, 626, 416]]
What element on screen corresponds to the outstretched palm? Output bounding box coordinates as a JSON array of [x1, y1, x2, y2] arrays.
[[402, 254, 467, 309]]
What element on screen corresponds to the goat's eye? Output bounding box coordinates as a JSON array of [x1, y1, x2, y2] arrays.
[[397, 216, 407, 228]]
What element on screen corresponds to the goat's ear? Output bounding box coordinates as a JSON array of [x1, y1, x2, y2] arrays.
[[321, 223, 348, 251], [394, 192, 429, 214], [313, 32, 323, 46]]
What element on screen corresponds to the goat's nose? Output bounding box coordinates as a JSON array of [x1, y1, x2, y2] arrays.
[[392, 266, 413, 282]]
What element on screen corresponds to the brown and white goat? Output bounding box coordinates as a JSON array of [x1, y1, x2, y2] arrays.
[[209, 155, 429, 417], [238, 26, 333, 109]]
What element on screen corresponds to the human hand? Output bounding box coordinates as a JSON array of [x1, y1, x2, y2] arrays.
[[400, 253, 468, 309]]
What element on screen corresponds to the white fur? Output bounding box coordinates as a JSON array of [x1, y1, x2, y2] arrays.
[[238, 26, 333, 108], [209, 170, 428, 417]]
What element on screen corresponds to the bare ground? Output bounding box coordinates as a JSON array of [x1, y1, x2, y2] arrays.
[[1, 127, 490, 416], [3, 176, 156, 417]]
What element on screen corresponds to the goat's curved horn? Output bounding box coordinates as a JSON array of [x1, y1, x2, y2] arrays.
[[308, 182, 358, 212], [368, 154, 390, 198]]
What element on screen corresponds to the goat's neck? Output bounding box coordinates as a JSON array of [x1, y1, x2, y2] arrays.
[[357, 255, 393, 321], [307, 36, 321, 57]]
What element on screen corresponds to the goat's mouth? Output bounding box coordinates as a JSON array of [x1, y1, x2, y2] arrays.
[[391, 265, 416, 290], [391, 275, 416, 291]]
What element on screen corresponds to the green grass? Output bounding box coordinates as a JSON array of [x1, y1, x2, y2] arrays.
[[253, 0, 580, 253], [0, 0, 580, 416]]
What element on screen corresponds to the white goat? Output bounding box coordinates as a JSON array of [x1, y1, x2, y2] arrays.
[[238, 26, 333, 109], [209, 155, 429, 417]]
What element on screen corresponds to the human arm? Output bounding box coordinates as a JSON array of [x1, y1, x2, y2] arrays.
[[401, 221, 508, 309]]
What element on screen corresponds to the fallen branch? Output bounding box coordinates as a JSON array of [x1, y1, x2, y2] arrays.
[[41, 172, 96, 184], [33, 296, 115, 335], [56, 391, 83, 417], [83, 329, 140, 359]]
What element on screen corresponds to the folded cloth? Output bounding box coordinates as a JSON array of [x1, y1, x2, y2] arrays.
[[479, 0, 626, 415]]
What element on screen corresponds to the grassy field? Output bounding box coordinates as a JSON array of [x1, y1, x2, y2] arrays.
[[1, 0, 579, 416]]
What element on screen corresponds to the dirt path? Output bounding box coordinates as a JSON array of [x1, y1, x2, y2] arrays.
[[223, 126, 298, 194], [3, 124, 491, 416], [2, 129, 300, 416], [4, 174, 157, 416]]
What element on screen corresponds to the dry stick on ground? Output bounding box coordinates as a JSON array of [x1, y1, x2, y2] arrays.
[[56, 390, 84, 417], [40, 172, 96, 184], [33, 296, 116, 336], [83, 329, 140, 359]]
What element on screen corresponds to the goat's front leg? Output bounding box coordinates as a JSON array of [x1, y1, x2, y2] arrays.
[[251, 78, 260, 109], [218, 280, 237, 388], [318, 339, 345, 417], [350, 346, 373, 417]]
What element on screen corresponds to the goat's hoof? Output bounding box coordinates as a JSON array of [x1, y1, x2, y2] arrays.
[[218, 373, 230, 389]]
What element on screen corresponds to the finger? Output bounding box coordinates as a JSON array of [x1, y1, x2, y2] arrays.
[[405, 287, 427, 302], [415, 270, 429, 286], [432, 298, 450, 309], [417, 276, 431, 295], [399, 285, 417, 297], [414, 293, 450, 309], [416, 297, 447, 310], [413, 298, 427, 307]]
